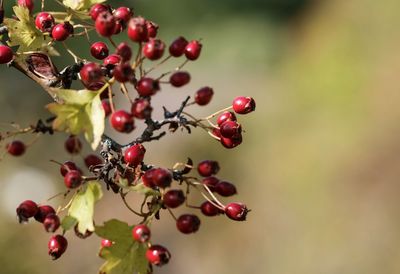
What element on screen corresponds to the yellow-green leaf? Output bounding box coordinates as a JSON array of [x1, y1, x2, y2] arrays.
[[63, 0, 105, 11]]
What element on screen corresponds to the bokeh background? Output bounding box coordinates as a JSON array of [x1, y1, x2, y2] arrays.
[[2, 0, 400, 273]]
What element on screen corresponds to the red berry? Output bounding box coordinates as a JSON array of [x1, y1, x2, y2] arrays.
[[113, 63, 134, 82], [80, 62, 104, 88], [176, 214, 201, 234], [35, 12, 55, 32], [185, 40, 202, 60], [113, 7, 132, 24], [127, 17, 148, 42], [163, 189, 185, 208], [195, 86, 213, 106], [60, 161, 78, 176], [124, 144, 146, 166], [84, 154, 103, 168], [110, 110, 135, 133], [143, 38, 165, 60], [116, 42, 132, 61], [6, 140, 25, 156], [43, 214, 60, 232], [34, 205, 56, 223], [202, 176, 219, 191], [90, 4, 110, 21], [90, 42, 109, 60], [152, 168, 172, 188], [16, 200, 38, 223], [220, 134, 242, 149], [48, 235, 68, 260], [112, 19, 123, 35], [136, 77, 159, 96], [0, 45, 13, 64], [103, 53, 122, 68], [142, 168, 156, 188], [217, 111, 236, 126], [224, 202, 248, 221], [52, 22, 73, 41], [131, 98, 152, 119], [102, 99, 112, 117], [169, 36, 188, 57], [101, 239, 113, 247], [232, 96, 256, 114], [64, 170, 82, 189], [146, 20, 158, 38], [132, 224, 151, 243], [201, 201, 223, 216], [17, 0, 34, 13], [64, 135, 82, 154], [211, 128, 222, 139], [215, 181, 237, 197], [95, 11, 116, 37], [219, 121, 242, 138], [197, 160, 220, 177], [169, 71, 190, 87], [146, 245, 171, 266]]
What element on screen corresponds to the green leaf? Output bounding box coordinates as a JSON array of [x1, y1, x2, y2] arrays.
[[96, 219, 149, 274], [129, 183, 161, 197], [46, 89, 105, 149], [61, 215, 78, 231], [68, 181, 103, 234], [63, 0, 105, 11]]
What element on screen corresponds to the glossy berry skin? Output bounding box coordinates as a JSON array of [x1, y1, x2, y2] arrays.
[[16, 200, 38, 223], [142, 169, 156, 188], [64, 170, 82, 189], [131, 98, 152, 119], [176, 214, 201, 234], [80, 62, 104, 88], [169, 36, 188, 57], [132, 224, 151, 243], [197, 160, 220, 177], [64, 135, 82, 154], [195, 86, 214, 106], [224, 202, 248, 221], [136, 77, 159, 96], [169, 71, 190, 87], [217, 111, 237, 126], [84, 154, 103, 168], [128, 17, 148, 42], [146, 20, 158, 38], [220, 121, 242, 138], [220, 134, 242, 149], [101, 239, 113, 247], [163, 189, 185, 208], [202, 176, 220, 191], [34, 205, 56, 223], [60, 161, 78, 176], [152, 168, 172, 188], [110, 110, 135, 133], [201, 201, 223, 217], [48, 235, 68, 260], [113, 7, 133, 24], [17, 0, 34, 13], [103, 54, 122, 68], [95, 11, 116, 37], [102, 99, 112, 117], [146, 245, 171, 266], [90, 4, 110, 21], [90, 42, 109, 60], [43, 214, 60, 232], [6, 140, 25, 156], [124, 144, 146, 166], [113, 63, 134, 82], [185, 40, 202, 60], [35, 12, 55, 32], [52, 22, 73, 41], [215, 181, 237, 197], [116, 42, 132, 61], [143, 38, 165, 60], [0, 45, 13, 64], [211, 128, 222, 139], [232, 96, 256, 114]]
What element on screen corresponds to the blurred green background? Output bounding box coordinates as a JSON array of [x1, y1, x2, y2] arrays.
[[2, 0, 400, 273]]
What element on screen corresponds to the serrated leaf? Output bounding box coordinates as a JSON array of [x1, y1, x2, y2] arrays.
[[63, 0, 105, 11], [46, 89, 105, 149], [61, 215, 78, 231], [96, 219, 149, 274], [68, 181, 103, 233]]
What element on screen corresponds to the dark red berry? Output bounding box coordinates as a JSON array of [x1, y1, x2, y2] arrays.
[[90, 42, 109, 60], [142, 168, 156, 188], [110, 110, 135, 133], [16, 200, 38, 223], [84, 154, 103, 169], [52, 22, 73, 41], [102, 99, 112, 117], [95, 11, 116, 37], [116, 42, 132, 61], [195, 86, 213, 106], [132, 224, 151, 243], [43, 214, 60, 232], [124, 144, 146, 166], [224, 202, 248, 221], [211, 128, 222, 139], [60, 161, 78, 176], [113, 63, 134, 82], [220, 121, 242, 138], [136, 77, 159, 96], [80, 62, 104, 88], [35, 12, 55, 32], [48, 234, 68, 260], [0, 45, 13, 64], [146, 20, 158, 38], [101, 239, 113, 247], [18, 0, 34, 13], [169, 36, 188, 57], [131, 98, 152, 119], [34, 205, 56, 223], [128, 17, 148, 42], [90, 4, 110, 21], [152, 168, 172, 188], [176, 214, 201, 234], [113, 7, 132, 24], [232, 96, 256, 114], [215, 181, 237, 197], [217, 111, 236, 126], [163, 189, 185, 208], [146, 245, 171, 266], [6, 140, 25, 156], [220, 134, 242, 149], [112, 19, 123, 35], [64, 170, 82, 189], [103, 53, 122, 68], [143, 38, 165, 60], [201, 201, 223, 216], [202, 176, 219, 191], [197, 160, 220, 177], [169, 71, 190, 87], [64, 135, 82, 154], [185, 40, 202, 60]]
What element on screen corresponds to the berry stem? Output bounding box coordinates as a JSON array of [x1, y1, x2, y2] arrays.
[[144, 55, 172, 76], [120, 191, 146, 217], [205, 106, 234, 120], [120, 83, 133, 104], [166, 207, 177, 221], [108, 86, 115, 113]]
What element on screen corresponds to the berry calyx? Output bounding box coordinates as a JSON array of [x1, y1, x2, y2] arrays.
[[136, 77, 159, 96], [16, 200, 38, 223], [112, 63, 134, 83], [176, 214, 201, 234], [90, 4, 110, 21], [169, 36, 188, 57], [195, 86, 214, 106], [90, 42, 109, 60], [84, 154, 103, 169], [232, 96, 256, 114], [60, 161, 78, 176], [197, 160, 220, 177], [131, 98, 153, 119], [217, 111, 237, 126], [184, 40, 202, 60], [169, 71, 190, 87], [132, 224, 151, 243], [35, 12, 55, 32], [201, 201, 223, 216], [143, 38, 165, 60], [220, 134, 242, 149], [34, 205, 56, 223], [110, 110, 135, 133], [51, 22, 73, 41], [163, 189, 185, 208], [0, 45, 13, 64], [128, 17, 148, 42], [146, 245, 171, 266], [215, 181, 237, 197], [219, 120, 242, 138], [6, 140, 26, 156], [95, 11, 116, 37], [124, 144, 146, 166], [64, 135, 82, 154], [116, 42, 132, 61], [48, 234, 68, 260], [43, 214, 60, 232], [224, 202, 248, 221], [64, 170, 82, 189]]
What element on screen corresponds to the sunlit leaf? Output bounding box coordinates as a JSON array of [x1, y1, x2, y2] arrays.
[[63, 0, 106, 11]]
